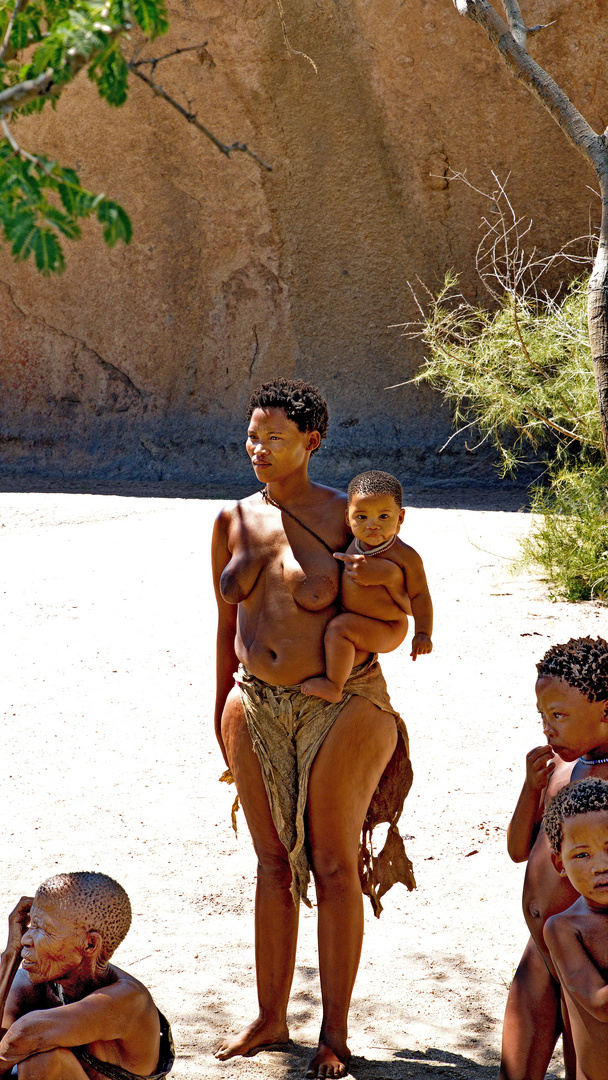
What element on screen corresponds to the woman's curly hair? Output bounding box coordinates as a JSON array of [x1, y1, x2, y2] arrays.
[[246, 379, 329, 453], [544, 777, 608, 853], [537, 637, 608, 703]]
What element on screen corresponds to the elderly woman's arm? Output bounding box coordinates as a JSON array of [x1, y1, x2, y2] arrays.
[[0, 898, 35, 1049], [212, 510, 239, 766]]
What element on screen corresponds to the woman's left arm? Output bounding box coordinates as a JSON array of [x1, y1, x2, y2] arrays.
[[212, 510, 239, 766]]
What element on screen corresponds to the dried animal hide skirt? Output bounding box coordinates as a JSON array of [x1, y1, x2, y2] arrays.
[[221, 655, 415, 917]]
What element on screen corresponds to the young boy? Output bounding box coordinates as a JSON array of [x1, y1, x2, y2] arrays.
[[500, 636, 608, 1080], [543, 777, 608, 1080], [301, 470, 433, 703]]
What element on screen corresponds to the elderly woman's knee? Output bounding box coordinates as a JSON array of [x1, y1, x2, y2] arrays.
[[17, 1048, 82, 1079]]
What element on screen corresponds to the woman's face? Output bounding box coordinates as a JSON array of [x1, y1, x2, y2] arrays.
[[246, 407, 319, 483]]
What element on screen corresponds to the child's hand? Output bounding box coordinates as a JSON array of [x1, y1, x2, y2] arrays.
[[525, 745, 555, 790], [334, 552, 395, 586], [411, 632, 432, 660]]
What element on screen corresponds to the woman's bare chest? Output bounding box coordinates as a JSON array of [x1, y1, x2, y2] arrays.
[[221, 524, 340, 611]]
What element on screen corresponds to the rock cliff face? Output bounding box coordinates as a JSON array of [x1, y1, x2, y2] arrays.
[[0, 0, 606, 486]]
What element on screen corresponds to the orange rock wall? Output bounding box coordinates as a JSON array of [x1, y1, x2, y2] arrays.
[[0, 0, 606, 484]]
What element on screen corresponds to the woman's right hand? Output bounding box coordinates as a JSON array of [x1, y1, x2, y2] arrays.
[[525, 745, 555, 790], [6, 898, 33, 957]]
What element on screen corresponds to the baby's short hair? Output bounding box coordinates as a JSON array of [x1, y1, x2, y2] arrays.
[[347, 470, 402, 508], [536, 637, 608, 703], [544, 777, 608, 853], [36, 872, 132, 962]]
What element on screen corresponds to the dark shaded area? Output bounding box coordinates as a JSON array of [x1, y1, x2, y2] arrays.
[[0, 477, 531, 513]]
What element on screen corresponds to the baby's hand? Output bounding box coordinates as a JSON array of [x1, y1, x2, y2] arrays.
[[334, 552, 375, 585], [525, 745, 555, 790], [411, 633, 433, 660]]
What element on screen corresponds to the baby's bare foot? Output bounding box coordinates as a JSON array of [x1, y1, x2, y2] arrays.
[[214, 1018, 289, 1060], [300, 677, 343, 703], [305, 1040, 350, 1078]]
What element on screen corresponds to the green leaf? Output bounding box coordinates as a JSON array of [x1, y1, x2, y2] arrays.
[[32, 225, 65, 272], [130, 0, 168, 38], [96, 197, 131, 246], [88, 40, 128, 105], [42, 203, 81, 238]]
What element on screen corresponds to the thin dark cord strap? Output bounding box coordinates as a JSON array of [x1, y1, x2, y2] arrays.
[[261, 488, 335, 555]]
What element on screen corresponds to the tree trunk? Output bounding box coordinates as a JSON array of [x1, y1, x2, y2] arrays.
[[453, 0, 608, 460], [588, 184, 608, 457]]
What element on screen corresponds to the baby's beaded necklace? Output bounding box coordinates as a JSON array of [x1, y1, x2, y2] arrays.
[[354, 534, 397, 557]]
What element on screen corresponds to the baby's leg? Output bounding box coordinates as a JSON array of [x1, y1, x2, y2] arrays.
[[499, 935, 565, 1080], [301, 613, 406, 703]]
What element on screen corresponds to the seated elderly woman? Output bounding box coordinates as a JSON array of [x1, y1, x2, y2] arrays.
[[0, 872, 174, 1080]]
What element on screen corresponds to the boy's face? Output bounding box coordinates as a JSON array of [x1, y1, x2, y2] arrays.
[[553, 809, 608, 910], [536, 676, 608, 762], [346, 493, 405, 549]]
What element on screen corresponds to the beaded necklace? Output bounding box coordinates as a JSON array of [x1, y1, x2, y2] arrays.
[[354, 534, 397, 557]]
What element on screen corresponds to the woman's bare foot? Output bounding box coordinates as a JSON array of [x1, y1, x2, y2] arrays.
[[300, 677, 343, 703], [305, 1040, 350, 1078], [214, 1017, 290, 1060]]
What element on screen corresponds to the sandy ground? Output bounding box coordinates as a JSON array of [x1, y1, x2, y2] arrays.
[[1, 490, 606, 1080]]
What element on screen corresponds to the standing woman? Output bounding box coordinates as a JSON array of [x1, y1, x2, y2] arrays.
[[212, 379, 414, 1079]]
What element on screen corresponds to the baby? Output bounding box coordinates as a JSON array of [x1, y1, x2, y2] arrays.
[[499, 636, 608, 1080], [301, 470, 433, 703], [544, 777, 608, 1080]]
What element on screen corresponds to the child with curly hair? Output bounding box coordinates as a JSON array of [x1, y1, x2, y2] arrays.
[[544, 777, 608, 1080], [499, 636, 608, 1080]]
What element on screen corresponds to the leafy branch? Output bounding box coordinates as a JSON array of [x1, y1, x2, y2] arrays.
[[0, 0, 271, 273]]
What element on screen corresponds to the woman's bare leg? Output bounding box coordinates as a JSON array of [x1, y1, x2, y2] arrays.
[[498, 935, 564, 1080], [17, 1049, 89, 1079], [215, 688, 299, 1060], [305, 695, 398, 1078], [302, 615, 406, 703]]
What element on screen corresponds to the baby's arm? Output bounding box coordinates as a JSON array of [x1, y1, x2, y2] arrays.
[[334, 552, 409, 609], [544, 914, 608, 1022], [401, 548, 433, 659], [506, 746, 555, 862]]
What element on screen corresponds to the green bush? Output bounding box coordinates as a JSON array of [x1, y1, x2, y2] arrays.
[[522, 466, 608, 602], [409, 272, 608, 601], [410, 273, 603, 476]]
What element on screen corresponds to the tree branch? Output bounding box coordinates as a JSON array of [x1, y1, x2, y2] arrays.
[[453, 0, 608, 186], [500, 0, 553, 49], [127, 61, 272, 170], [0, 68, 55, 115], [0, 0, 29, 62], [130, 42, 208, 73]]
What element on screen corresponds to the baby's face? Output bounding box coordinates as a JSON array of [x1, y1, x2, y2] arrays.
[[536, 676, 608, 762], [556, 809, 608, 909], [346, 493, 405, 550]]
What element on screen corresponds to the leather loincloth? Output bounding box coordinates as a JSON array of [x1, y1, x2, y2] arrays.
[[222, 655, 415, 917]]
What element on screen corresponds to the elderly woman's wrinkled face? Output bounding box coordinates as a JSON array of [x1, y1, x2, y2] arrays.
[[20, 895, 86, 985], [246, 408, 319, 483]]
